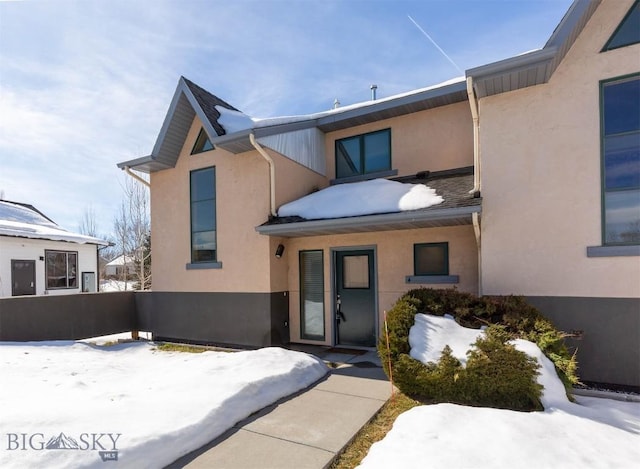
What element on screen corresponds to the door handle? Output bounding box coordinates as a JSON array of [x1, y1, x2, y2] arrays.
[[336, 295, 346, 322]]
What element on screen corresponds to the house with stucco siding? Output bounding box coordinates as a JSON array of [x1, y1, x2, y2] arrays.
[[119, 0, 639, 389]]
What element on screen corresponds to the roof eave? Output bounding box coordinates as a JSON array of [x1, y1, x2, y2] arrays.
[[255, 205, 481, 238], [116, 155, 172, 174], [467, 0, 601, 98]]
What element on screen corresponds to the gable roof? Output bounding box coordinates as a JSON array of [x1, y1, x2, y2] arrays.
[[0, 200, 109, 246], [467, 0, 602, 97], [117, 77, 241, 173], [118, 77, 468, 173]]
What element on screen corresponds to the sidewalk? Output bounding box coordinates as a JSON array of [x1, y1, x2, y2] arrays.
[[166, 349, 392, 469]]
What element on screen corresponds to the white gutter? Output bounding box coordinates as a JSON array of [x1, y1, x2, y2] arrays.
[[249, 132, 277, 218], [466, 77, 480, 194], [467, 77, 482, 295], [123, 166, 151, 188]]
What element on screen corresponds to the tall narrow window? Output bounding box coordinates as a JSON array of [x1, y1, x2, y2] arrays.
[[191, 128, 214, 154], [300, 250, 324, 340], [602, 0, 640, 51], [45, 250, 78, 289], [601, 75, 640, 245], [335, 129, 391, 179], [190, 167, 217, 262]]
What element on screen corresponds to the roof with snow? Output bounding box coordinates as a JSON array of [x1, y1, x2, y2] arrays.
[[256, 167, 481, 237], [106, 255, 135, 267], [117, 76, 468, 173], [0, 200, 109, 246]]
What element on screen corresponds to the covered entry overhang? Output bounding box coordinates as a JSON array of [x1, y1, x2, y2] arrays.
[[255, 205, 481, 238]]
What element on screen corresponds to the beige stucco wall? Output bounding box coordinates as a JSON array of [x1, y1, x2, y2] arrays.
[[325, 101, 473, 179], [284, 225, 478, 345], [480, 0, 640, 298], [150, 117, 327, 293]]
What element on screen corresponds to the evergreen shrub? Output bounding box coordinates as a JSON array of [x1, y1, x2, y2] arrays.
[[379, 288, 578, 411]]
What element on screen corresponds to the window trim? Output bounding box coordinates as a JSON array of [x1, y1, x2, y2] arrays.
[[299, 249, 325, 341], [45, 250, 78, 290], [601, 0, 640, 52], [334, 128, 392, 180], [191, 128, 214, 155], [599, 73, 640, 247], [190, 166, 218, 264]]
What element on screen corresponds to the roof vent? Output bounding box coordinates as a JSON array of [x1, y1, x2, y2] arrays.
[[371, 84, 378, 100], [333, 98, 340, 109]]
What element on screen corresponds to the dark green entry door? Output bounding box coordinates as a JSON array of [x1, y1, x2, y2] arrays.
[[335, 250, 376, 347]]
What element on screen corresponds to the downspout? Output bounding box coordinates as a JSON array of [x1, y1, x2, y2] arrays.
[[472, 212, 482, 296], [467, 76, 480, 195], [467, 76, 482, 295], [123, 166, 151, 188], [249, 132, 277, 218]]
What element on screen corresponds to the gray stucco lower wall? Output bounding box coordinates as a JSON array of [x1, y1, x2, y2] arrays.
[[0, 292, 136, 341], [527, 296, 640, 389], [135, 291, 290, 348]]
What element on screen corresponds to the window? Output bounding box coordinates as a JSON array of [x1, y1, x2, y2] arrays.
[[601, 75, 640, 245], [191, 128, 214, 154], [414, 243, 449, 276], [46, 250, 77, 289], [602, 0, 640, 51], [300, 250, 324, 340], [342, 254, 370, 289], [190, 167, 217, 262], [335, 129, 391, 179]]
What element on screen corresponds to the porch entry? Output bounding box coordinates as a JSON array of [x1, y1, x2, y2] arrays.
[[11, 260, 36, 296], [334, 249, 376, 347]]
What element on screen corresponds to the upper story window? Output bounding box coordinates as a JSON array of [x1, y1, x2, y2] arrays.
[[191, 128, 214, 155], [601, 75, 640, 245], [335, 129, 391, 179], [190, 167, 217, 262], [602, 0, 640, 51], [45, 250, 77, 289]]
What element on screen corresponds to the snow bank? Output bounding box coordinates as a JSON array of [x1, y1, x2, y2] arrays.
[[278, 178, 443, 220], [0, 342, 327, 468], [357, 313, 640, 469]]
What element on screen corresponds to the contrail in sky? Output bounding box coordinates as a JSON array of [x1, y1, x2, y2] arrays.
[[408, 15, 463, 75]]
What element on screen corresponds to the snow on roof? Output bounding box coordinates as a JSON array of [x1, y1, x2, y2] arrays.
[[106, 255, 135, 266], [214, 76, 466, 134], [277, 178, 443, 220], [0, 200, 109, 246]]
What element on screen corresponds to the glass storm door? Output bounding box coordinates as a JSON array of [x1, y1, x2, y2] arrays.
[[11, 260, 36, 296], [335, 250, 376, 347]]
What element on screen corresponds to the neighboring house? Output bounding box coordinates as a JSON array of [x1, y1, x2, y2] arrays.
[[105, 255, 136, 278], [0, 200, 109, 296], [119, 0, 639, 388]]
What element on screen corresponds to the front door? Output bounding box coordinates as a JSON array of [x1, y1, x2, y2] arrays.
[[335, 250, 376, 347], [11, 260, 36, 296]]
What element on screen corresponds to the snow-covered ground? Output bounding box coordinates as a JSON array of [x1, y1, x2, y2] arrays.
[[0, 341, 327, 468], [99, 279, 136, 292], [359, 314, 640, 469]]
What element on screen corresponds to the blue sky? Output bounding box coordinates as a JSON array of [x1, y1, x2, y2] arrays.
[[0, 0, 573, 236]]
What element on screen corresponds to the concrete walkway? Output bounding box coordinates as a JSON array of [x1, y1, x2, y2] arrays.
[[166, 349, 392, 469]]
